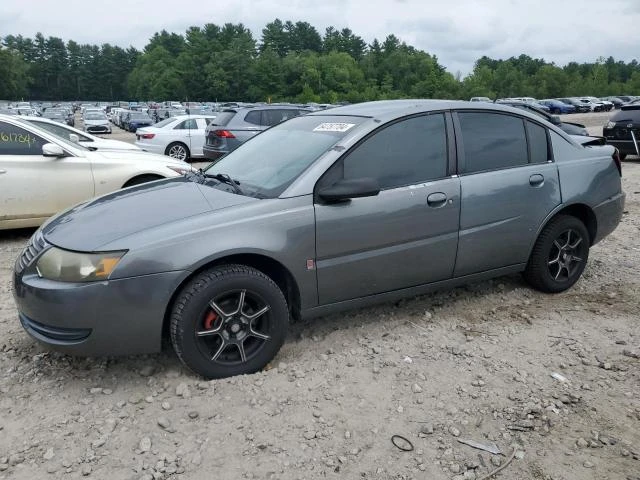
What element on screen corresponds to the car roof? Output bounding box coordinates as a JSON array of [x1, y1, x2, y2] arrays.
[[306, 99, 546, 122], [169, 115, 217, 121]]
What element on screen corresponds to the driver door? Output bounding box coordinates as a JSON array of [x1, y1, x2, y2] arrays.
[[0, 121, 93, 222]]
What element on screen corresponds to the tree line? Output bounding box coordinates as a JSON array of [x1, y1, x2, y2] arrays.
[[1, 19, 639, 102]]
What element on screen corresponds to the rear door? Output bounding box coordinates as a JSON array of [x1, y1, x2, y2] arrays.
[[314, 113, 460, 304], [452, 111, 561, 276], [0, 120, 93, 221]]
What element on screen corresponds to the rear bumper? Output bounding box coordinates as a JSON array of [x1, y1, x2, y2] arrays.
[[603, 139, 639, 156], [202, 145, 227, 160], [592, 192, 625, 245]]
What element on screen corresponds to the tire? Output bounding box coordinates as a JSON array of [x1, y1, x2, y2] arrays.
[[123, 174, 163, 188], [170, 264, 289, 379], [524, 215, 590, 293], [165, 142, 190, 161]]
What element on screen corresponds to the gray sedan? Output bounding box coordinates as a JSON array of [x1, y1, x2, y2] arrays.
[[13, 100, 625, 379]]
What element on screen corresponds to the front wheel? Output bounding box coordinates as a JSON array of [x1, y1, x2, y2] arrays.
[[170, 265, 289, 379], [524, 215, 590, 293]]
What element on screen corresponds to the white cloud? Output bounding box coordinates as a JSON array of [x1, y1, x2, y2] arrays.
[[2, 0, 638, 74]]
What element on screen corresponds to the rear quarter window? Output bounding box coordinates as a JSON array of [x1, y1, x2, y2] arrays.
[[550, 131, 583, 160]]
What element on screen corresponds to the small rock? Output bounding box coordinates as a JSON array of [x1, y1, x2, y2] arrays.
[[411, 384, 423, 394], [139, 437, 152, 453], [583, 460, 594, 468], [92, 438, 106, 449], [161, 402, 171, 410], [449, 426, 461, 437], [157, 417, 171, 430], [139, 365, 156, 377], [576, 438, 589, 448], [9, 454, 24, 466], [450, 463, 462, 474], [176, 383, 190, 398], [102, 389, 113, 395], [46, 464, 58, 474], [188, 411, 199, 419], [515, 450, 525, 460], [43, 448, 55, 460], [191, 452, 202, 465], [89, 387, 103, 394], [303, 431, 316, 440], [490, 456, 502, 467], [81, 464, 92, 476], [420, 424, 434, 435], [196, 382, 210, 390], [344, 431, 351, 439]]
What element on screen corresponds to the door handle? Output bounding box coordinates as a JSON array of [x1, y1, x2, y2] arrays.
[[529, 174, 544, 187], [427, 192, 447, 207], [0, 169, 6, 174]]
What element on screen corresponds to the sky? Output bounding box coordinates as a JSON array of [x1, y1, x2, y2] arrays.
[[2, 0, 639, 75]]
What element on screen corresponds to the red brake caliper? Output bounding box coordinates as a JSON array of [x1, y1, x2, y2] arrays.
[[204, 311, 218, 330]]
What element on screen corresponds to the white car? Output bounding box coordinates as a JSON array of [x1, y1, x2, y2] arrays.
[[0, 114, 194, 230], [135, 115, 216, 161], [20, 116, 140, 152], [83, 111, 111, 134]]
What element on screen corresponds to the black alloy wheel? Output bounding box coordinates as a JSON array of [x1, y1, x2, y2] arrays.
[[170, 265, 289, 379], [524, 215, 590, 293]]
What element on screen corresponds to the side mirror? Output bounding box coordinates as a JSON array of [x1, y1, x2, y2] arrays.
[[69, 133, 80, 143], [319, 178, 380, 203], [42, 143, 65, 157]]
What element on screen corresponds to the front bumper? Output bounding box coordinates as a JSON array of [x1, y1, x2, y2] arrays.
[[86, 124, 111, 134], [13, 267, 185, 356]]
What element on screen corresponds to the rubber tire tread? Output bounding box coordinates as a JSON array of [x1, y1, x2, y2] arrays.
[[170, 264, 289, 379], [523, 215, 589, 293]]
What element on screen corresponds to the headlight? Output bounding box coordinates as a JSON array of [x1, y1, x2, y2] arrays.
[[167, 165, 195, 175], [605, 121, 616, 129], [36, 247, 126, 282]]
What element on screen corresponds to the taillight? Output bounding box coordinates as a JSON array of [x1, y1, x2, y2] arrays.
[[612, 149, 622, 176], [140, 133, 155, 139], [214, 130, 235, 138]]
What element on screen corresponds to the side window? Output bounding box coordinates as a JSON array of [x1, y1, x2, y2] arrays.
[[458, 112, 528, 173], [262, 109, 298, 126], [174, 119, 197, 130], [330, 114, 448, 190], [526, 121, 549, 164], [0, 122, 46, 155], [244, 111, 262, 125]]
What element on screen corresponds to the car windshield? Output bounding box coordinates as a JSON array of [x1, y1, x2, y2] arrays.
[[131, 113, 151, 120], [204, 115, 366, 198], [85, 113, 106, 120]]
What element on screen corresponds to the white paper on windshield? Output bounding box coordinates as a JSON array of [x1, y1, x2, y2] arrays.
[[313, 122, 355, 132]]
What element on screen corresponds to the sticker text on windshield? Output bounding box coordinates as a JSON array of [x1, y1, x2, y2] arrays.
[[313, 123, 355, 133]]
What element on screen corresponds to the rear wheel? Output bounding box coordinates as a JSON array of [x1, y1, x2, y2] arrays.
[[524, 215, 590, 293], [166, 142, 190, 161], [170, 265, 289, 379]]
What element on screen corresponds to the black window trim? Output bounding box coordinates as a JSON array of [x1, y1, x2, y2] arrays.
[[313, 110, 454, 202], [452, 109, 553, 176]]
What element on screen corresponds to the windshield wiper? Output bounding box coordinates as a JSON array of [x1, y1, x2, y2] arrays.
[[199, 170, 246, 195]]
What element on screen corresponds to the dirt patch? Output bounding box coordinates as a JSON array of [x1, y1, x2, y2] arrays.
[[0, 159, 638, 480]]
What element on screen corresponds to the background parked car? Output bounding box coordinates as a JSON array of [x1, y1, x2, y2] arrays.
[[203, 105, 310, 160], [539, 99, 576, 114], [556, 98, 591, 113], [123, 112, 153, 132], [603, 102, 640, 160], [135, 115, 217, 161], [0, 114, 194, 230], [494, 100, 589, 135], [577, 98, 605, 112], [83, 111, 111, 134], [21, 116, 141, 151], [601, 97, 624, 109]]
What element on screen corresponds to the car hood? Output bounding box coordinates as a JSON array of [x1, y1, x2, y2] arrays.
[[41, 177, 256, 251]]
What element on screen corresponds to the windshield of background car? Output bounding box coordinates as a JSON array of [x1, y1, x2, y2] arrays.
[[85, 113, 107, 120], [204, 115, 367, 198], [131, 113, 151, 120]]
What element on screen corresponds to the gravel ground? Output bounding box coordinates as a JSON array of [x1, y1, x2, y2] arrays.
[[0, 110, 638, 480]]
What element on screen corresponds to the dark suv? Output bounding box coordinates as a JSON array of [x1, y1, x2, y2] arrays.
[[203, 105, 309, 160], [603, 103, 640, 160]]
